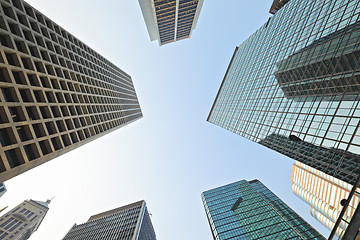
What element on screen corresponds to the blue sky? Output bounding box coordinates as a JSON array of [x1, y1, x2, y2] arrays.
[[2, 0, 331, 239]]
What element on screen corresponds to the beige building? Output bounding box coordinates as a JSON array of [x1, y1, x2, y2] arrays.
[[291, 161, 360, 236], [139, 0, 204, 45], [0, 0, 142, 182], [0, 198, 51, 239]]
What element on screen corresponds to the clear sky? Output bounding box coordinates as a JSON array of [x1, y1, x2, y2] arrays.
[[2, 0, 331, 239]]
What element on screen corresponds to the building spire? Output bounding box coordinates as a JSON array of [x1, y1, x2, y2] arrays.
[[46, 196, 55, 205]]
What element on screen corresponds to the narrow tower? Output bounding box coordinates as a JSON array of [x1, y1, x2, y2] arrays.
[[0, 198, 51, 239]]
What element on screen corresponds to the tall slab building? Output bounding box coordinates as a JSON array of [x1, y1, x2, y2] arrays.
[[291, 160, 360, 237], [0, 0, 142, 182], [208, 0, 360, 185], [0, 198, 51, 239], [138, 0, 204, 45], [201, 179, 325, 239], [63, 200, 156, 240]]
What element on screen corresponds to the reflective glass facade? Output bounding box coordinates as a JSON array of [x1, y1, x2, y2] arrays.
[[208, 0, 360, 185], [201, 180, 325, 240]]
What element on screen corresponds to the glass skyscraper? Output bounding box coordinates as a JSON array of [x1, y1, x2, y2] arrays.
[[201, 179, 325, 239], [208, 0, 360, 185], [63, 200, 156, 240]]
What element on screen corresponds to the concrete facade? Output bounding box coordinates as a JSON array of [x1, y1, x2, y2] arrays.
[[0, 199, 50, 239], [0, 0, 142, 182], [291, 161, 360, 236]]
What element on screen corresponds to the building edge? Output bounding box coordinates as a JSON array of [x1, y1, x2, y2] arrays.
[[207, 46, 239, 122], [0, 115, 143, 183], [189, 0, 204, 37], [138, 0, 159, 42]]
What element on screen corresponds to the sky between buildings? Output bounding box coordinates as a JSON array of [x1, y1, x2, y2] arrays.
[[1, 0, 331, 239]]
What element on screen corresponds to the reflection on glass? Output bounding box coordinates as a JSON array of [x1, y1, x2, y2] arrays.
[[275, 21, 360, 102], [208, 0, 360, 185], [258, 133, 360, 184], [201, 180, 325, 239]]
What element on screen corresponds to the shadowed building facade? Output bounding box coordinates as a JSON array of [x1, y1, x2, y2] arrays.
[[0, 0, 142, 182], [63, 200, 156, 240], [208, 0, 360, 185], [0, 199, 50, 239], [138, 0, 204, 45], [275, 21, 360, 102], [201, 179, 325, 240]]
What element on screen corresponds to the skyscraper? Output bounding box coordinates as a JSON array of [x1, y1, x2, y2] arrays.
[[208, 0, 360, 185], [291, 160, 360, 237], [0, 198, 51, 239], [0, 0, 142, 182], [201, 179, 325, 239], [138, 0, 204, 45], [63, 200, 156, 240]]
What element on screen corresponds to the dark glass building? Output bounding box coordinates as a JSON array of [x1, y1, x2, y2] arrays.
[[208, 0, 360, 185], [201, 179, 325, 239], [63, 200, 156, 240]]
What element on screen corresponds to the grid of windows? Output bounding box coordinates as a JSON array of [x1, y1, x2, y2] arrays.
[[201, 180, 325, 240], [141, 0, 203, 45], [291, 161, 359, 236], [0, 199, 49, 239], [208, 0, 360, 185], [0, 0, 142, 182], [63, 201, 156, 240]]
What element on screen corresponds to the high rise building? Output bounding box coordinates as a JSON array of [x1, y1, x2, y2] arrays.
[[0, 198, 51, 239], [63, 200, 156, 240], [0, 0, 142, 182], [291, 160, 360, 237], [138, 0, 204, 45], [201, 179, 325, 239], [208, 0, 360, 185]]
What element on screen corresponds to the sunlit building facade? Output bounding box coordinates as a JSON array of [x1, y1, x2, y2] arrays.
[[138, 0, 204, 45], [0, 199, 50, 239], [201, 179, 325, 240], [63, 200, 156, 240], [291, 160, 360, 237], [208, 0, 360, 185], [0, 0, 142, 182]]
